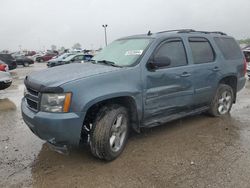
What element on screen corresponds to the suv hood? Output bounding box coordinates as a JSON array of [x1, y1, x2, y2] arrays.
[[27, 63, 120, 87]]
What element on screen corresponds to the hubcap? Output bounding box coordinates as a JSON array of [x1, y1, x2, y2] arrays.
[[109, 114, 127, 152], [218, 91, 232, 115]]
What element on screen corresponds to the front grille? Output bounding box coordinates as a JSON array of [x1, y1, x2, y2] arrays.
[[27, 87, 39, 96], [25, 87, 40, 111]]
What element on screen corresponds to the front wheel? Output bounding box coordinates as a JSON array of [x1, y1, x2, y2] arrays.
[[90, 104, 129, 161], [208, 84, 234, 117]]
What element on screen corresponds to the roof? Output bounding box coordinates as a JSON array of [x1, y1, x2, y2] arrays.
[[120, 29, 229, 40]]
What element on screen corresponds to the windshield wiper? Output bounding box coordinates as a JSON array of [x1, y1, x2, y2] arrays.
[[97, 60, 121, 67]]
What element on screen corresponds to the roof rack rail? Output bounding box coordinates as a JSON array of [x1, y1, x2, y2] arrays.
[[194, 31, 227, 35], [157, 29, 195, 34], [156, 29, 227, 36]]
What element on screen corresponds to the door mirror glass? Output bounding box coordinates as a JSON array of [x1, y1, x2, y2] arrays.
[[154, 56, 171, 67], [147, 56, 171, 70]]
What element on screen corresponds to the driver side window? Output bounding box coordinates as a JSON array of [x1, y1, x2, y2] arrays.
[[154, 40, 188, 68]]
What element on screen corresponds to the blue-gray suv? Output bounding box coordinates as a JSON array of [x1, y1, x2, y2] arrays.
[[21, 29, 247, 161]]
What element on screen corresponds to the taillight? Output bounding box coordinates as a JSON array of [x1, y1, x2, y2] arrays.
[[0, 64, 8, 72], [5, 64, 9, 71], [243, 58, 247, 76], [0, 64, 5, 71]]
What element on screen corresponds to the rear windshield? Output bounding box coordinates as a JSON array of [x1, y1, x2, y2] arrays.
[[214, 37, 242, 60], [0, 54, 15, 61]]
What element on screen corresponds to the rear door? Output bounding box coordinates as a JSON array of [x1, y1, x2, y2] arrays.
[[186, 37, 219, 107], [143, 38, 194, 122]]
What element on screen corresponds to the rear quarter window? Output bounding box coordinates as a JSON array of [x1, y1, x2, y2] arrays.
[[214, 37, 242, 60]]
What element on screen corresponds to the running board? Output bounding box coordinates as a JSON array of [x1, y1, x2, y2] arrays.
[[142, 106, 209, 128]]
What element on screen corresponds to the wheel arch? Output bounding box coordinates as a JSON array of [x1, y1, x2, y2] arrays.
[[82, 95, 141, 137], [219, 75, 237, 103]]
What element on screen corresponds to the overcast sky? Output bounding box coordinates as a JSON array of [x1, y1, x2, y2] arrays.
[[0, 0, 249, 51]]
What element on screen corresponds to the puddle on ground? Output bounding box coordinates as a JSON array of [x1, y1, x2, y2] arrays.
[[0, 98, 16, 111]]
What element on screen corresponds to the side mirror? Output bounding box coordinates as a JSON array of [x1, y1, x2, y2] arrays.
[[147, 56, 171, 70]]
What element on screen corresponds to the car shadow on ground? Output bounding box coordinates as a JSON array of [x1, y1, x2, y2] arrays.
[[29, 112, 242, 187]]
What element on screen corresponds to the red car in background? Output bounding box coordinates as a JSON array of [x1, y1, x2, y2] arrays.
[[0, 60, 9, 72], [36, 53, 58, 62], [25, 51, 36, 56]]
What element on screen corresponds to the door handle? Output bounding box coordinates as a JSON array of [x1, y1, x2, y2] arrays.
[[212, 66, 220, 72], [180, 72, 191, 77]]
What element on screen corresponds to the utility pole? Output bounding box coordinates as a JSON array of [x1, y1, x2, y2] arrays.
[[102, 24, 108, 46]]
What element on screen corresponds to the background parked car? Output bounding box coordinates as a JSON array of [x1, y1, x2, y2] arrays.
[[0, 54, 17, 70], [36, 53, 57, 62], [0, 60, 9, 72], [25, 51, 36, 56], [47, 53, 74, 67], [11, 52, 26, 59], [0, 71, 12, 90], [47, 54, 93, 67], [244, 50, 250, 78], [15, 56, 34, 67], [27, 53, 43, 62]]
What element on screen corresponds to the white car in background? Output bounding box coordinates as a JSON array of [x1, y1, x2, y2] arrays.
[[243, 49, 250, 78], [0, 71, 12, 90]]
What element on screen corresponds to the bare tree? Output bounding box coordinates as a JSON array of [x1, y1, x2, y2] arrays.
[[72, 43, 81, 49], [51, 45, 57, 51], [60, 46, 65, 51]]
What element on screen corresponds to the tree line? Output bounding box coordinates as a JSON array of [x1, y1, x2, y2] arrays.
[[238, 38, 250, 45]]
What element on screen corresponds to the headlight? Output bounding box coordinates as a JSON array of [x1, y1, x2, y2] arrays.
[[40, 93, 72, 113]]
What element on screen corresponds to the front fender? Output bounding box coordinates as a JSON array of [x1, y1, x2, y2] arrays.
[[81, 92, 138, 112]]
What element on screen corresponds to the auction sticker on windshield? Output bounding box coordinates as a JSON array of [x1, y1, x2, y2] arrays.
[[125, 50, 143, 56]]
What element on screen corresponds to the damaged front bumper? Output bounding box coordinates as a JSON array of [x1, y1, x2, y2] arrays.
[[47, 140, 70, 155], [21, 98, 86, 148]]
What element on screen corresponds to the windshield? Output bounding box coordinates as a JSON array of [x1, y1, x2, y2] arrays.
[[92, 38, 152, 67], [63, 54, 77, 61], [57, 53, 73, 60]]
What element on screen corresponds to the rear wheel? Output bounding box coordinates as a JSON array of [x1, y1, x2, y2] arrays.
[[208, 84, 234, 116], [90, 104, 129, 161]]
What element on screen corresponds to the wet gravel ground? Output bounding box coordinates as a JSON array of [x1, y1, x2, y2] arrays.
[[0, 63, 250, 188]]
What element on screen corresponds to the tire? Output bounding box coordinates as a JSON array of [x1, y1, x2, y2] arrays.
[[23, 62, 29, 67], [208, 84, 234, 117], [0, 82, 12, 90], [90, 104, 130, 161]]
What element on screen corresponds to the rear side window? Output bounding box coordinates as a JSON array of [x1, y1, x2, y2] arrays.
[[214, 37, 242, 60], [154, 39, 187, 68], [189, 37, 215, 64]]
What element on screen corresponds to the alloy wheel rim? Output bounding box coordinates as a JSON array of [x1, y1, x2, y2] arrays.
[[218, 91, 232, 115], [109, 114, 127, 152]]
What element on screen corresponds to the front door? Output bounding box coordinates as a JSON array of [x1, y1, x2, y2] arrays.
[[143, 38, 194, 123]]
